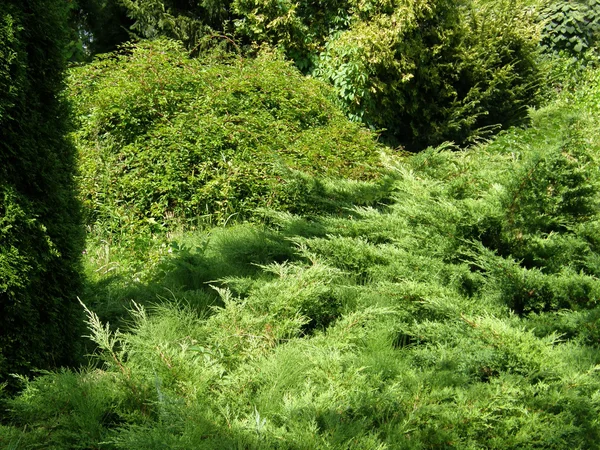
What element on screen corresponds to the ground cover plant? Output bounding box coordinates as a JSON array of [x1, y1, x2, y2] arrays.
[[2, 59, 600, 448]]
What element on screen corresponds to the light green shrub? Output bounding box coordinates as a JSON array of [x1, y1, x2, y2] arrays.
[[4, 370, 121, 449], [104, 0, 546, 149], [5, 47, 600, 450], [70, 39, 384, 238]]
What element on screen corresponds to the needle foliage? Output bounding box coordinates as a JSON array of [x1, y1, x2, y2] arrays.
[[2, 63, 600, 449], [0, 0, 84, 388]]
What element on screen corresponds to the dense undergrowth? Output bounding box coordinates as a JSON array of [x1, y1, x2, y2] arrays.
[[102, 0, 549, 149], [2, 63, 600, 448]]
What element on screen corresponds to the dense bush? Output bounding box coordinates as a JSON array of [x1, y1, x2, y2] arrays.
[[315, 0, 545, 149], [4, 3, 600, 447], [0, 1, 84, 386], [118, 0, 231, 47], [69, 39, 384, 238], [540, 0, 600, 59], [116, 0, 347, 64]]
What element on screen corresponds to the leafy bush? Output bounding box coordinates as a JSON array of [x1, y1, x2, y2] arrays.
[[0, 1, 84, 387], [540, 0, 600, 59], [452, 109, 600, 314], [69, 39, 384, 238], [7, 29, 600, 450], [3, 370, 121, 449], [102, 0, 546, 149], [119, 0, 231, 47]]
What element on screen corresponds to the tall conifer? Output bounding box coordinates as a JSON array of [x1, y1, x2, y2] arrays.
[[0, 0, 84, 386]]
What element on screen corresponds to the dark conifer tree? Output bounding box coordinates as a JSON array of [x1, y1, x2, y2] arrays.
[[0, 0, 84, 387], [68, 0, 133, 60]]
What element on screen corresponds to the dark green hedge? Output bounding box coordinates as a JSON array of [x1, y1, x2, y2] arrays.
[[0, 1, 84, 387]]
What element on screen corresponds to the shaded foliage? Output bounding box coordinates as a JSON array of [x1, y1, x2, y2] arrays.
[[0, 0, 84, 387], [67, 0, 134, 60], [315, 0, 544, 149]]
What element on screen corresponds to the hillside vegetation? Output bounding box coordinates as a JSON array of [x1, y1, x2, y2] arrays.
[[3, 0, 600, 447], [2, 61, 600, 448]]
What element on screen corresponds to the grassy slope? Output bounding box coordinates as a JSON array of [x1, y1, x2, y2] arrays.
[[2, 68, 600, 449]]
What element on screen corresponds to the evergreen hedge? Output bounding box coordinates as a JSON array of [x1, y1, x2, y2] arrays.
[[0, 0, 84, 387]]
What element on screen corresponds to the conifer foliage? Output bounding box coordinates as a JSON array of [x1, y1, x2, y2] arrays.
[[0, 0, 84, 385], [2, 69, 600, 448]]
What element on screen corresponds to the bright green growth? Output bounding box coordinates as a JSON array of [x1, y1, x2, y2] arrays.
[[78, 175, 396, 325], [69, 39, 385, 239], [3, 65, 600, 448]]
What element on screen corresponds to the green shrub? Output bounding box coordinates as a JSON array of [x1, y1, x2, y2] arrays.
[[230, 0, 352, 71], [314, 0, 545, 149], [2, 370, 121, 449], [499, 123, 598, 254], [0, 1, 84, 387], [69, 39, 384, 238], [5, 40, 600, 450], [119, 0, 230, 48], [100, 0, 546, 149]]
